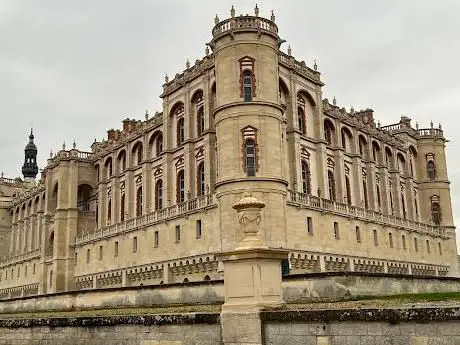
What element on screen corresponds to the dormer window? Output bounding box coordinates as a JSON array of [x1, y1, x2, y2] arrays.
[[239, 56, 256, 101]]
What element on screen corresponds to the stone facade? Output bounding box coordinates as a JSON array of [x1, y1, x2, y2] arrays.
[[0, 7, 458, 299]]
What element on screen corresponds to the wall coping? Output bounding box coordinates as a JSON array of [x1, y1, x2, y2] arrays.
[[283, 271, 460, 281], [0, 279, 224, 304], [0, 313, 220, 328], [261, 307, 460, 323]]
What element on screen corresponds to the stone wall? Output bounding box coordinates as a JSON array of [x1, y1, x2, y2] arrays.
[[262, 307, 460, 345], [0, 314, 221, 345], [283, 272, 460, 302], [0, 280, 223, 314]]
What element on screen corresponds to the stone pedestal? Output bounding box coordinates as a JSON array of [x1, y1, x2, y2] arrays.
[[218, 193, 287, 345]]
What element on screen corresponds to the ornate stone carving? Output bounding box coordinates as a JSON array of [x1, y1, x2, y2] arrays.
[[232, 192, 266, 249]]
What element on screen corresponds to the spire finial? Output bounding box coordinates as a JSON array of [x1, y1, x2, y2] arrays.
[[205, 45, 209, 56], [214, 14, 219, 24], [333, 96, 337, 106], [439, 123, 442, 130], [73, 140, 76, 149], [231, 5, 235, 18], [254, 4, 259, 16], [145, 109, 149, 120], [270, 10, 275, 22], [186, 59, 190, 69], [287, 45, 291, 56], [350, 106, 355, 113], [430, 120, 433, 128], [415, 122, 419, 130], [313, 59, 318, 71], [377, 121, 381, 128], [165, 74, 169, 83], [62, 142, 66, 150], [50, 150, 53, 158]]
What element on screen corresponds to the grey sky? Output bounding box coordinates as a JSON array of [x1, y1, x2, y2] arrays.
[[1, 1, 459, 245]]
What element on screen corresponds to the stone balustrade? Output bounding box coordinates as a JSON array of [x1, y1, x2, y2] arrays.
[[288, 191, 447, 238], [212, 15, 278, 37], [75, 194, 217, 245], [0, 176, 16, 184], [278, 51, 321, 83], [418, 127, 444, 137], [0, 250, 40, 268]]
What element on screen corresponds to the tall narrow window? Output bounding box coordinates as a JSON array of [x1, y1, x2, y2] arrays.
[[327, 170, 336, 201], [197, 163, 205, 196], [114, 241, 119, 257], [136, 187, 143, 217], [426, 160, 436, 180], [426, 239, 431, 253], [402, 234, 407, 250], [333, 222, 339, 239], [307, 217, 313, 235], [197, 107, 204, 136], [177, 118, 185, 146], [298, 107, 306, 135], [355, 226, 361, 242], [86, 248, 90, 263], [438, 242, 442, 255], [120, 194, 125, 222], [175, 225, 181, 242], [376, 184, 381, 210], [133, 236, 138, 253], [154, 231, 159, 247], [363, 180, 368, 209], [414, 237, 418, 252], [345, 175, 351, 205], [431, 199, 441, 225], [301, 160, 311, 194], [245, 139, 256, 177], [389, 190, 394, 214], [324, 121, 334, 146], [341, 130, 347, 150], [155, 180, 163, 210], [401, 193, 406, 218], [107, 199, 112, 224], [99, 245, 103, 260], [243, 70, 253, 102], [196, 219, 202, 238], [177, 170, 185, 203], [156, 133, 163, 156], [389, 232, 393, 248], [373, 230, 378, 246]]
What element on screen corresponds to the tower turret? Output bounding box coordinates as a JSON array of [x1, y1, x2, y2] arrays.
[[22, 129, 39, 182], [210, 8, 288, 250]]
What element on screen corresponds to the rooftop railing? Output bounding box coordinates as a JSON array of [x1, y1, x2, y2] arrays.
[[288, 191, 446, 238], [278, 51, 321, 83], [212, 16, 278, 37], [0, 249, 41, 268], [75, 194, 217, 245]]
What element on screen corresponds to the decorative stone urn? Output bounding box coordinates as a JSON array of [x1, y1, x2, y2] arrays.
[[232, 192, 266, 249]]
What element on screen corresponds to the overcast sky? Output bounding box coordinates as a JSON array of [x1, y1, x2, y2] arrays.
[[1, 1, 459, 246]]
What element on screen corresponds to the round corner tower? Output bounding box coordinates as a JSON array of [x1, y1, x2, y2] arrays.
[[210, 11, 288, 250]]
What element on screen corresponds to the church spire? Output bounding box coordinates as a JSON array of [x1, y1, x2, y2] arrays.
[[22, 129, 39, 181]]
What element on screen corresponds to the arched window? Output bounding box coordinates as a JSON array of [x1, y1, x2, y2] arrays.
[[301, 160, 311, 194], [297, 107, 306, 135], [107, 199, 112, 224], [389, 189, 394, 215], [197, 162, 205, 196], [156, 133, 163, 156], [120, 194, 125, 222], [431, 196, 441, 225], [245, 139, 256, 177], [47, 232, 54, 257], [426, 160, 436, 180], [327, 170, 336, 201], [132, 142, 143, 166], [118, 151, 126, 173], [324, 120, 335, 146], [177, 118, 185, 146], [243, 70, 253, 102], [176, 170, 185, 203], [136, 187, 143, 217], [105, 158, 113, 178], [345, 175, 351, 205], [197, 107, 204, 136], [155, 180, 163, 210]]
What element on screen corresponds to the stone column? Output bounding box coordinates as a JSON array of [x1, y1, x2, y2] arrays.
[[218, 194, 287, 345]]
